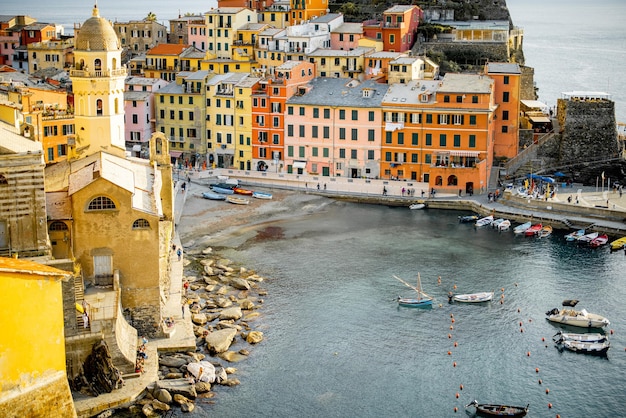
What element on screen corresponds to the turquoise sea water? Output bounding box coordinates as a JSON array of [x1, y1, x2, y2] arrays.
[[186, 202, 626, 417]]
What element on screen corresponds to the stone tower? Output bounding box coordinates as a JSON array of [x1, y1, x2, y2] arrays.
[[70, 4, 127, 159]]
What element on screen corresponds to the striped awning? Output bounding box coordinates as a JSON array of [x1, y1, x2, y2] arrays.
[[449, 150, 480, 157]]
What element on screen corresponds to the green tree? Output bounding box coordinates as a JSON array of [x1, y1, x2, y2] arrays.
[[145, 12, 157, 22]]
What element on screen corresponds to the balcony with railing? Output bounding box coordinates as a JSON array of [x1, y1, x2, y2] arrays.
[[70, 68, 127, 78], [342, 66, 363, 73]]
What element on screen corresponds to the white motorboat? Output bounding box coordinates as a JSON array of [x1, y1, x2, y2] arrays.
[[546, 308, 610, 328], [451, 292, 494, 303], [409, 203, 425, 210], [577, 231, 599, 244], [475, 215, 494, 227], [498, 219, 511, 231]]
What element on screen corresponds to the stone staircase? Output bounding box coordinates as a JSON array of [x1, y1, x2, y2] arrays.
[[75, 276, 90, 331]]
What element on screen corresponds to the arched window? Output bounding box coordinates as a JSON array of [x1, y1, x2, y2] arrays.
[[114, 98, 119, 114], [94, 58, 102, 71], [447, 175, 458, 186], [132, 219, 150, 229], [87, 196, 116, 211], [96, 99, 103, 116], [112, 57, 117, 69], [49, 221, 68, 231], [435, 176, 443, 186]]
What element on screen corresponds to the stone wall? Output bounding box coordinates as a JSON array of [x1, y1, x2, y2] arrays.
[[420, 41, 509, 69], [519, 65, 536, 100], [0, 371, 76, 418]]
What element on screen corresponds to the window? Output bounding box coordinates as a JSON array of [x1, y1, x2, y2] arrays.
[[170, 110, 175, 120], [456, 96, 463, 103], [385, 132, 392, 144], [453, 114, 464, 125], [412, 133, 418, 145], [503, 92, 510, 102], [454, 135, 461, 147], [49, 221, 68, 231], [502, 110, 509, 121], [351, 149, 357, 159], [339, 149, 346, 158], [397, 132, 404, 145], [351, 128, 358, 141], [352, 110, 358, 120], [299, 107, 305, 116], [179, 111, 183, 120], [313, 108, 319, 118], [443, 95, 450, 103], [439, 134, 446, 147], [132, 114, 138, 124], [425, 134, 432, 146], [323, 127, 329, 138], [503, 75, 509, 85], [324, 109, 330, 119], [472, 95, 478, 104], [287, 125, 294, 136], [87, 196, 116, 210], [368, 150, 374, 160], [312, 126, 318, 138], [339, 110, 345, 120], [438, 114, 449, 125], [47, 147, 54, 161], [368, 111, 374, 122], [469, 115, 477, 125], [299, 125, 305, 137], [339, 128, 346, 140], [426, 114, 432, 124], [96, 99, 103, 116], [389, 34, 395, 44], [57, 144, 67, 156], [502, 126, 508, 133], [132, 219, 150, 229], [469, 135, 476, 148]]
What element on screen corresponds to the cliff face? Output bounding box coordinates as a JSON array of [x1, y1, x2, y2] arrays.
[[330, 0, 512, 24]]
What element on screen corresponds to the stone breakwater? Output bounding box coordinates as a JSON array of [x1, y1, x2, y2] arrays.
[[112, 246, 268, 417]]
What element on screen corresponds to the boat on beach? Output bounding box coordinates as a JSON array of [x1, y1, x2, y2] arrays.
[[211, 183, 236, 194], [513, 221, 531, 234], [201, 191, 226, 201], [465, 400, 529, 417], [546, 307, 610, 328], [226, 195, 250, 205], [252, 191, 273, 199], [394, 273, 433, 308], [450, 292, 494, 303], [233, 187, 254, 195]]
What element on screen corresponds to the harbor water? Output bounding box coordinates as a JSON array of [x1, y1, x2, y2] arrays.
[[188, 201, 626, 417]]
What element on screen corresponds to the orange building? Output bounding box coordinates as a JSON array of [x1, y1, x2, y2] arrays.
[[381, 73, 496, 195], [363, 5, 422, 52], [486, 62, 521, 159], [290, 0, 328, 25], [251, 60, 315, 173]]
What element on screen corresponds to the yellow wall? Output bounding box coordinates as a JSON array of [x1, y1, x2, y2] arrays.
[[0, 259, 68, 391]]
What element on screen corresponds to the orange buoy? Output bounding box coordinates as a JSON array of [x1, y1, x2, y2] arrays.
[[456, 392, 460, 399], [529, 318, 532, 322], [500, 300, 503, 304], [453, 284, 457, 289], [610, 329, 614, 335], [454, 341, 458, 347], [450, 325, 454, 330], [448, 333, 452, 339], [450, 313, 454, 318], [546, 388, 550, 394], [514, 283, 518, 286], [542, 337, 545, 342], [517, 308, 521, 313], [548, 403, 552, 408], [459, 384, 464, 390], [448, 351, 452, 356], [527, 351, 531, 357], [519, 321, 523, 326], [451, 318, 455, 323], [556, 414, 560, 418], [536, 368, 540, 373], [453, 362, 457, 367], [501, 294, 505, 299], [454, 407, 458, 413], [520, 328, 524, 333]]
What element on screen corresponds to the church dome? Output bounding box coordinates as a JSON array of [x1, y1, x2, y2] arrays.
[[75, 5, 120, 51]]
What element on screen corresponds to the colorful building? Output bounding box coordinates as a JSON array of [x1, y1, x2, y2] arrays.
[[144, 43, 204, 81], [0, 257, 75, 418], [381, 74, 496, 194], [285, 78, 389, 178], [0, 15, 37, 68], [124, 76, 168, 157], [27, 38, 74, 74], [290, 0, 328, 24], [363, 5, 422, 52], [306, 46, 375, 79], [204, 7, 258, 61], [113, 19, 168, 56], [486, 62, 521, 159], [169, 15, 207, 51], [252, 60, 315, 172]]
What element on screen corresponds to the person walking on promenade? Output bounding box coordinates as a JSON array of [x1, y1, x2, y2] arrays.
[[177, 247, 182, 261], [382, 187, 387, 196]]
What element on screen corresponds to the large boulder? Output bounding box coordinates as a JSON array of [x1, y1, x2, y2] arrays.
[[245, 331, 264, 344], [192, 313, 208, 325], [205, 328, 237, 354], [156, 378, 197, 399], [155, 388, 172, 404], [229, 277, 251, 290], [159, 355, 189, 368]]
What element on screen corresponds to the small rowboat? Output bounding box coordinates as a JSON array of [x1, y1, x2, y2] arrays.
[[577, 231, 599, 244], [497, 219, 511, 231], [538, 225, 553, 238], [560, 339, 610, 356], [524, 223, 542, 236], [252, 191, 273, 199], [458, 215, 478, 223], [466, 400, 529, 417], [513, 221, 531, 234], [451, 292, 494, 303], [202, 191, 226, 201], [609, 236, 626, 251], [553, 331, 607, 344], [589, 233, 609, 248], [475, 215, 493, 227], [565, 229, 585, 241], [233, 187, 254, 195], [409, 203, 425, 210], [226, 196, 250, 205]]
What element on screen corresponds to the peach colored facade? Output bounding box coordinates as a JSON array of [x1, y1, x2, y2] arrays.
[[486, 62, 522, 159], [284, 78, 389, 178], [381, 74, 496, 195]]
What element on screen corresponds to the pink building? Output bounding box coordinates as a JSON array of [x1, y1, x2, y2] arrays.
[[124, 76, 169, 157], [284, 78, 389, 178], [330, 22, 363, 51]]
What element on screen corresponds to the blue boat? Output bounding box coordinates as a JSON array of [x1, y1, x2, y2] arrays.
[[394, 273, 433, 308], [252, 191, 273, 199], [565, 229, 585, 242], [202, 191, 226, 200], [211, 185, 235, 195]]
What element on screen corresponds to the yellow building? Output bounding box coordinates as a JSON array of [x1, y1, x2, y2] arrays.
[[155, 70, 212, 167], [144, 43, 204, 81], [206, 72, 260, 169], [0, 257, 76, 418], [27, 38, 74, 74], [205, 7, 258, 61], [306, 46, 375, 79]]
